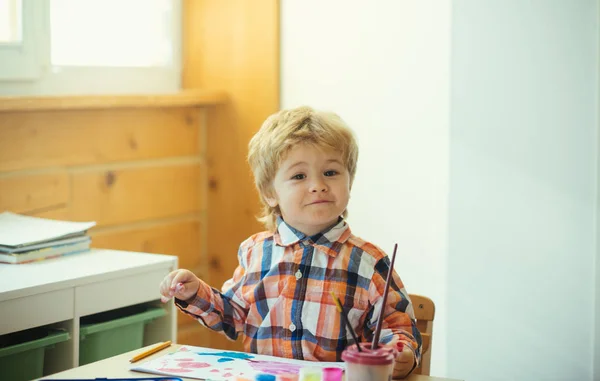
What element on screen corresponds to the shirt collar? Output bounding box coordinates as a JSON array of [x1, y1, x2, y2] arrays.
[[273, 216, 352, 257]]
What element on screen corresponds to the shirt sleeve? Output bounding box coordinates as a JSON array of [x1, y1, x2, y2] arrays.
[[365, 255, 423, 366], [174, 245, 249, 341]]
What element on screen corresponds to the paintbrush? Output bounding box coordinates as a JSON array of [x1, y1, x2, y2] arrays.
[[371, 243, 398, 349], [330, 291, 362, 352]]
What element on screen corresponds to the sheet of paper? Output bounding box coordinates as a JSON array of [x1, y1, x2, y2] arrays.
[[0, 235, 91, 253], [130, 345, 345, 381], [0, 212, 96, 247]]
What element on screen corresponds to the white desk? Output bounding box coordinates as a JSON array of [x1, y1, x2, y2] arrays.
[[41, 344, 464, 381], [0, 249, 177, 375]]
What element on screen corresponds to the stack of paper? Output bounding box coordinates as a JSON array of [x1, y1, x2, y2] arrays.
[[0, 212, 96, 264]]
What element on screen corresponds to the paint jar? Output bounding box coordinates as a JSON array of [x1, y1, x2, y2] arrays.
[[234, 377, 253, 381], [298, 367, 322, 381], [322, 367, 344, 381], [255, 374, 277, 381], [342, 343, 396, 381], [278, 373, 299, 381]]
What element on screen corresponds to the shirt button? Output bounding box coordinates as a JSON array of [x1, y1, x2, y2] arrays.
[[289, 323, 296, 332], [295, 270, 302, 279]]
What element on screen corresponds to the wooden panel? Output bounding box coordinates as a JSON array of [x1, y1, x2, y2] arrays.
[[182, 0, 279, 351], [206, 108, 262, 285], [0, 108, 201, 172], [91, 220, 203, 271], [206, 329, 245, 352], [177, 311, 199, 329], [0, 89, 227, 112], [0, 171, 68, 214], [70, 164, 203, 227], [177, 324, 212, 347], [180, 326, 244, 352], [33, 207, 70, 220]]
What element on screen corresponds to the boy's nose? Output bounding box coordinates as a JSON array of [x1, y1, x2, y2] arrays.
[[309, 181, 328, 193]]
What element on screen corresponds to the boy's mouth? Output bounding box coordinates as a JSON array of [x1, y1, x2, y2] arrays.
[[308, 200, 332, 205]]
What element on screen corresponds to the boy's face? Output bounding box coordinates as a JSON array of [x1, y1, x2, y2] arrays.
[[265, 143, 350, 236]]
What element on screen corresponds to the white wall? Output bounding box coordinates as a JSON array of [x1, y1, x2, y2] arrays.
[[449, 1, 597, 380], [281, 1, 598, 380], [596, 3, 600, 377], [281, 0, 451, 376], [596, 143, 600, 379]]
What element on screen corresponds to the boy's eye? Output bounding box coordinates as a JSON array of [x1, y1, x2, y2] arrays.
[[291, 174, 306, 180], [324, 170, 338, 176]]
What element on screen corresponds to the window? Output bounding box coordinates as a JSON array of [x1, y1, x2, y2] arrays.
[[0, 0, 22, 43], [0, 0, 181, 96], [0, 0, 44, 82]]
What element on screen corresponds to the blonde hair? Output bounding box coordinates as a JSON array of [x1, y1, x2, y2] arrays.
[[248, 106, 359, 231]]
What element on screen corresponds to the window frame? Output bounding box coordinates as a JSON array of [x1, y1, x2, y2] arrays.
[[0, 0, 47, 81], [0, 0, 182, 96]]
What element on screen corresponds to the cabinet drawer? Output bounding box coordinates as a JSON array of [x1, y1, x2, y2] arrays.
[[75, 269, 167, 317], [0, 288, 74, 335]]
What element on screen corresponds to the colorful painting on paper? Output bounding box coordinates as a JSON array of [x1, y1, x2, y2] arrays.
[[130, 345, 345, 381]]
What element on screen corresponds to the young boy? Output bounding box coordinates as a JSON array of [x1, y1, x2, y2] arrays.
[[159, 106, 422, 378]]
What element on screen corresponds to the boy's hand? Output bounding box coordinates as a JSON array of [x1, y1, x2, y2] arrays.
[[391, 344, 415, 379], [159, 269, 200, 303]]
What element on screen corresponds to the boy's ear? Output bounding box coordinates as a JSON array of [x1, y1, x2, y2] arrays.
[[264, 195, 278, 208], [263, 185, 278, 207]]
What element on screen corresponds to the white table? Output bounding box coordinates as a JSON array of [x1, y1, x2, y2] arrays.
[[0, 249, 177, 375], [41, 344, 464, 381]]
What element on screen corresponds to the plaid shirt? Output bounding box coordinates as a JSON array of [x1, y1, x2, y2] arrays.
[[175, 218, 422, 363]]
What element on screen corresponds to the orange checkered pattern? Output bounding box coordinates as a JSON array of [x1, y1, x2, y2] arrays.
[[176, 218, 422, 363]]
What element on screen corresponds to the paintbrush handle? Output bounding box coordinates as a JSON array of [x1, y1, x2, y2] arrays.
[[339, 302, 362, 352], [371, 243, 398, 349], [330, 292, 362, 352]]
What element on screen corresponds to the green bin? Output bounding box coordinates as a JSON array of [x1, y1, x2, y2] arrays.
[[79, 304, 166, 365], [0, 327, 70, 381]]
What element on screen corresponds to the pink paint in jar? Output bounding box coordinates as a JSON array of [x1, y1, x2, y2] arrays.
[[322, 367, 344, 381], [341, 343, 397, 381]]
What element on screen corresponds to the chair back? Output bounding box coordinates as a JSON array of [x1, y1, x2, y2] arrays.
[[408, 294, 435, 375]]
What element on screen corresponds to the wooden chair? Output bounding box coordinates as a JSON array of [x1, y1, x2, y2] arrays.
[[409, 294, 435, 375]]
